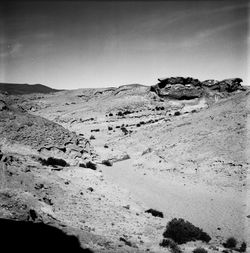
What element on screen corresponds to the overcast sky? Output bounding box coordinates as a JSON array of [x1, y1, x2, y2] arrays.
[[0, 1, 249, 89]]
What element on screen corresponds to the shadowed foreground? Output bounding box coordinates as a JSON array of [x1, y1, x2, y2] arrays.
[[0, 219, 93, 253]]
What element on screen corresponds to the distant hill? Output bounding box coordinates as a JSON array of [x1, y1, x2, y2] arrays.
[[0, 83, 62, 95]]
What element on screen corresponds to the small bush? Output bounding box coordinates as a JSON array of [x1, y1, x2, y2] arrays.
[[223, 237, 237, 249], [108, 126, 113, 131], [193, 247, 208, 253], [90, 135, 95, 140], [163, 218, 211, 244], [85, 161, 97, 170], [109, 113, 113, 116], [121, 127, 128, 135], [117, 111, 123, 116], [160, 238, 182, 253], [136, 123, 141, 127], [91, 129, 100, 132], [145, 209, 164, 218], [239, 242, 247, 252], [79, 163, 86, 168], [174, 111, 181, 116], [102, 160, 113, 166]]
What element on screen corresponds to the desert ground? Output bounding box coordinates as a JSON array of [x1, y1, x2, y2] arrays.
[[0, 77, 249, 252]]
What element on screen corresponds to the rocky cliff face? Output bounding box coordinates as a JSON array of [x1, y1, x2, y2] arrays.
[[150, 77, 244, 100]]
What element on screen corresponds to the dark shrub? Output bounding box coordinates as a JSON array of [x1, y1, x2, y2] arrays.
[[136, 123, 141, 127], [174, 111, 181, 116], [239, 242, 247, 252], [91, 129, 100, 132], [102, 160, 113, 166], [123, 110, 131, 115], [39, 157, 69, 167], [163, 218, 211, 244], [79, 163, 86, 168], [108, 126, 113, 131], [145, 209, 164, 218], [191, 109, 197, 113], [85, 161, 97, 170], [193, 247, 208, 253], [223, 237, 237, 249], [160, 238, 182, 253], [121, 127, 128, 135], [115, 125, 120, 128], [90, 135, 95, 140], [140, 121, 145, 125], [117, 111, 123, 116], [109, 113, 113, 116]]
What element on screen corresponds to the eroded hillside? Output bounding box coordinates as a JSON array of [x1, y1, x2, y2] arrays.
[[0, 77, 249, 252]]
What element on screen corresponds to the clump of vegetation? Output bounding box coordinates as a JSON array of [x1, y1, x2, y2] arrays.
[[159, 238, 182, 253], [39, 157, 69, 167], [108, 126, 113, 131], [115, 125, 120, 128], [136, 123, 141, 127], [239, 242, 247, 252], [162, 218, 211, 244], [117, 111, 123, 117], [121, 126, 128, 135], [102, 160, 113, 166], [145, 208, 164, 218], [193, 247, 208, 253], [123, 110, 131, 115], [90, 135, 95, 140], [85, 161, 97, 170], [91, 129, 100, 132], [109, 113, 113, 116], [174, 111, 181, 116], [223, 237, 237, 249]]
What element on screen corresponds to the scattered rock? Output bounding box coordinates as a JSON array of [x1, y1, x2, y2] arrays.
[[102, 160, 113, 166], [87, 187, 94, 192], [145, 209, 164, 218]]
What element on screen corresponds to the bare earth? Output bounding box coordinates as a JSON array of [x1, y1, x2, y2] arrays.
[[0, 83, 249, 252]]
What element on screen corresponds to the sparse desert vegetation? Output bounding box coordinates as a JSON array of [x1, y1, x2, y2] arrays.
[[162, 218, 211, 244], [0, 75, 248, 253]]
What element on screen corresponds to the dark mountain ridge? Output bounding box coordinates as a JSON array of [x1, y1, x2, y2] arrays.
[[0, 83, 62, 95]]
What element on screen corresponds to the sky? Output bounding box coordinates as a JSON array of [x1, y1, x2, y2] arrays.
[[0, 1, 249, 89]]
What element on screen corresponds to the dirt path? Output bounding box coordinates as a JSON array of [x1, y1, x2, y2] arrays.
[[102, 158, 246, 242]]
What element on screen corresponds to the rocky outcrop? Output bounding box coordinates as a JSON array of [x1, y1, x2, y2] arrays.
[[150, 77, 244, 100], [203, 78, 244, 92], [0, 98, 94, 166]]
